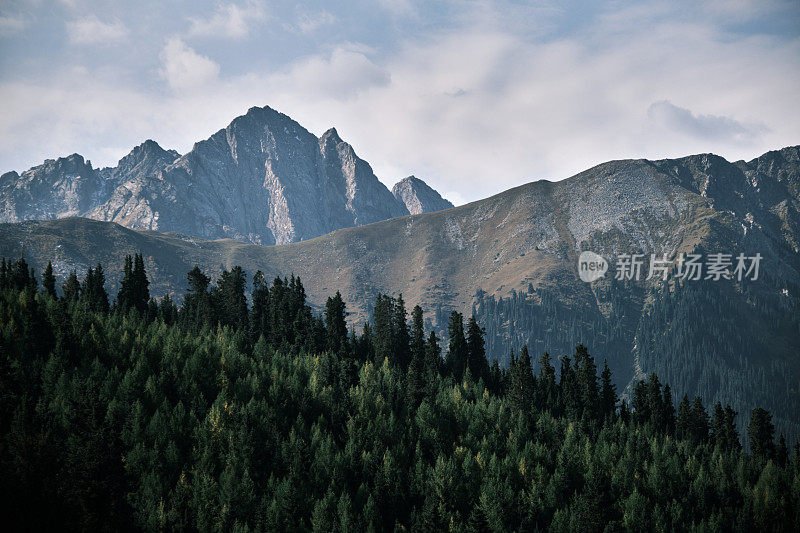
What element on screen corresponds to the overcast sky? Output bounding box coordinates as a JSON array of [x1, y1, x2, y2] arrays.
[[1, 0, 799, 204]]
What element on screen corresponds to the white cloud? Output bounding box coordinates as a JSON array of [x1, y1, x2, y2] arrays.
[[159, 38, 220, 91], [67, 15, 129, 45], [0, 15, 28, 36], [272, 45, 390, 100], [188, 1, 266, 40], [2, 1, 799, 204]]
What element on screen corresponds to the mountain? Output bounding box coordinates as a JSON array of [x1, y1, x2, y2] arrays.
[[392, 175, 454, 214], [0, 106, 451, 244], [1, 146, 799, 443]]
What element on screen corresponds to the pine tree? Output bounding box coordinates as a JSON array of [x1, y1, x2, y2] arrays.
[[82, 263, 109, 313], [445, 311, 467, 379], [691, 397, 709, 444], [117, 255, 135, 312], [599, 360, 617, 419], [215, 266, 248, 329], [42, 261, 57, 298], [662, 384, 676, 435], [647, 373, 665, 430], [250, 270, 270, 341], [324, 291, 348, 353], [748, 407, 775, 460], [425, 330, 442, 383], [372, 294, 394, 364], [676, 394, 692, 440], [183, 266, 213, 329], [410, 305, 426, 364], [465, 315, 488, 382], [508, 345, 534, 416], [394, 294, 411, 370], [132, 254, 150, 312], [574, 344, 599, 421], [62, 270, 81, 302], [537, 352, 557, 409]]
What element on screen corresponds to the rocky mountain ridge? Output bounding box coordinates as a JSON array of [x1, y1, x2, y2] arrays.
[[0, 106, 451, 244]]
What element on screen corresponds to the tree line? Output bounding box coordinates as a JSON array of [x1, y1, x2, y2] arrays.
[[0, 256, 798, 531]]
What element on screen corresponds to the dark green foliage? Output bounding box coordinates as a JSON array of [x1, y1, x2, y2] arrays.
[[445, 311, 467, 379], [0, 256, 798, 531], [324, 291, 348, 353], [42, 261, 56, 297], [748, 407, 776, 460], [117, 254, 150, 314], [81, 263, 109, 313], [599, 360, 617, 419], [62, 270, 80, 302], [465, 314, 488, 382]]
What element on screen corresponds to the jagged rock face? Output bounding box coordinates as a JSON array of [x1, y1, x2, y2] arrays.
[[392, 175, 454, 215], [0, 154, 109, 222], [1, 105, 429, 245]]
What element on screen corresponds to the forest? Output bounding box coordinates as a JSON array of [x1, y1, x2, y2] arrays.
[[0, 256, 798, 531]]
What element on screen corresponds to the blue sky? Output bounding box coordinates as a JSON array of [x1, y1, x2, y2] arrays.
[[1, 0, 798, 204]]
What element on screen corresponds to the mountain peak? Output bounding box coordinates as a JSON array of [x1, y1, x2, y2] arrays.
[[392, 175, 454, 215], [320, 127, 342, 144]]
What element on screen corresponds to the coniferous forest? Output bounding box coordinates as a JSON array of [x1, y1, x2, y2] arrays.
[[1, 256, 799, 531]]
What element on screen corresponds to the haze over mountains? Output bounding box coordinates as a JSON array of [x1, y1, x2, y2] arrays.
[[0, 104, 798, 443], [0, 106, 452, 245]]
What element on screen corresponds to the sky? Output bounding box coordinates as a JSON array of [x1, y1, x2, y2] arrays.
[[1, 1, 799, 205]]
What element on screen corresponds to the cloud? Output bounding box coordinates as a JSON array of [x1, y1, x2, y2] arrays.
[[159, 38, 220, 91], [67, 15, 129, 44], [647, 100, 766, 144], [188, 1, 266, 40], [1, 1, 799, 204], [274, 45, 390, 100], [0, 15, 28, 36]]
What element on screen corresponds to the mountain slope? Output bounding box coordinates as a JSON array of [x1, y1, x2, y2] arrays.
[[1, 146, 799, 442], [1, 106, 449, 245]]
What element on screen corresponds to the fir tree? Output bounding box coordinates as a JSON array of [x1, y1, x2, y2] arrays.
[[324, 291, 348, 353], [748, 407, 775, 460], [508, 345, 534, 416], [599, 360, 617, 419], [42, 261, 57, 298], [62, 270, 80, 302], [445, 311, 467, 379], [465, 314, 488, 382]]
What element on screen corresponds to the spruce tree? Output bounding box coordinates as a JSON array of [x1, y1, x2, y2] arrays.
[[117, 255, 135, 312], [748, 407, 775, 460], [509, 345, 534, 416], [394, 294, 411, 370], [574, 344, 599, 421], [62, 270, 80, 302], [410, 305, 425, 364], [324, 291, 348, 353], [676, 394, 692, 440], [132, 254, 150, 312], [537, 352, 557, 408], [691, 397, 709, 443], [445, 311, 467, 379], [42, 261, 57, 298], [465, 315, 488, 382], [599, 360, 617, 419]]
